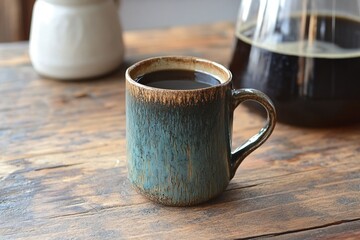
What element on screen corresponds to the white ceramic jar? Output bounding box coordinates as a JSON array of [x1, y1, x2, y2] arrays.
[[29, 0, 124, 80]]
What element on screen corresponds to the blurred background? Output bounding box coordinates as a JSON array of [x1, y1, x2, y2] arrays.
[[120, 0, 240, 30], [0, 0, 240, 42]]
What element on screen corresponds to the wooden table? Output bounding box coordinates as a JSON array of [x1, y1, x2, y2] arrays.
[[1, 23, 359, 239]]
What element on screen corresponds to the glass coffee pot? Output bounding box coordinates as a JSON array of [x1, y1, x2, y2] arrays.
[[229, 0, 360, 127]]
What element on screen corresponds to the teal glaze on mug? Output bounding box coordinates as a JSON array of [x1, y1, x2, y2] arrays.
[[126, 56, 276, 206]]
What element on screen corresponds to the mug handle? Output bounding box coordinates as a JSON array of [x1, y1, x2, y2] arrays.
[[230, 88, 276, 179]]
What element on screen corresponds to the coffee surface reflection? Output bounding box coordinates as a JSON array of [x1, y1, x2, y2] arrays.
[[136, 69, 221, 90]]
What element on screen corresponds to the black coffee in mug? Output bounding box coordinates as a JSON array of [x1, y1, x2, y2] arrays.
[[135, 69, 221, 90]]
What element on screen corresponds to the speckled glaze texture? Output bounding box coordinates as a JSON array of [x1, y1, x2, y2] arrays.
[[127, 82, 231, 206], [126, 56, 276, 206]]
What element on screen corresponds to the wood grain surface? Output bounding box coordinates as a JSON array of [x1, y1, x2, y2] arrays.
[[1, 22, 360, 239]]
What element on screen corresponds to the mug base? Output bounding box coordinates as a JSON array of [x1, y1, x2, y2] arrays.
[[130, 182, 228, 207]]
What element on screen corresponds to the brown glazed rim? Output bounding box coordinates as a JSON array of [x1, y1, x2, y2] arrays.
[[125, 56, 232, 92]]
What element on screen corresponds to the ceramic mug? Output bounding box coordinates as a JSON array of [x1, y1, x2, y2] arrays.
[[126, 56, 276, 206]]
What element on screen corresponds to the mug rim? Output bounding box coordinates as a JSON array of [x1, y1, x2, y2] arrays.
[[125, 56, 232, 92]]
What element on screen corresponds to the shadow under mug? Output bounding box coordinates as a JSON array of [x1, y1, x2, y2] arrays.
[[126, 56, 276, 206]]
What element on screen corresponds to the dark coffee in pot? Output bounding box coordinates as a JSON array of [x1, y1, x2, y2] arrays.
[[229, 14, 360, 126]]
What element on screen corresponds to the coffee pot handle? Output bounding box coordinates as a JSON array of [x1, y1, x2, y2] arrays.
[[230, 88, 276, 179]]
